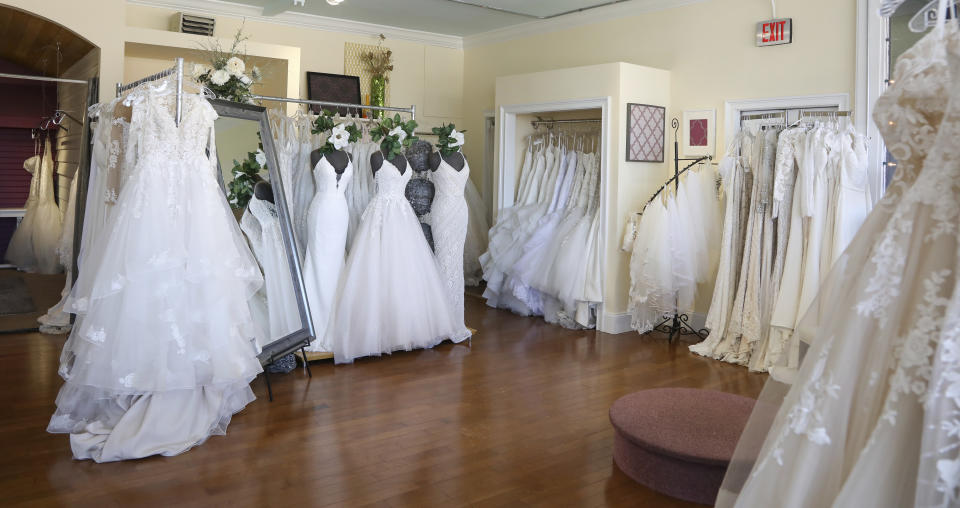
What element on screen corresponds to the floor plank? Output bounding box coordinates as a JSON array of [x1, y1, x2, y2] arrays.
[[0, 292, 766, 507]]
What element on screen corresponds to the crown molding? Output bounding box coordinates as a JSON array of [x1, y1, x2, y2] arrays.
[[127, 0, 464, 49], [462, 0, 712, 48]]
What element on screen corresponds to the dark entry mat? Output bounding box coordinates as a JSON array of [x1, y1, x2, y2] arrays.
[[0, 275, 36, 315]]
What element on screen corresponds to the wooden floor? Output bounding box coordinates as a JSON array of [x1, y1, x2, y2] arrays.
[[0, 293, 766, 507]]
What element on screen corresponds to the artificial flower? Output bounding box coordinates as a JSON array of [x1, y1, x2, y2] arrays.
[[239, 74, 252, 85], [226, 56, 246, 76], [251, 66, 262, 80], [451, 129, 465, 147], [191, 63, 209, 79], [210, 69, 231, 86], [388, 125, 407, 142], [330, 124, 350, 150], [255, 149, 267, 167]]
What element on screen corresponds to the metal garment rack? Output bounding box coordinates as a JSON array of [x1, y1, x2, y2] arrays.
[[644, 118, 713, 343], [115, 58, 184, 126], [251, 94, 417, 120], [531, 117, 601, 129]]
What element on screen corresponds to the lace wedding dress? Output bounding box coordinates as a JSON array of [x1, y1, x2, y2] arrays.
[[430, 156, 473, 341], [717, 18, 960, 507], [6, 139, 63, 273], [47, 89, 264, 462], [5, 154, 40, 269], [241, 194, 301, 347], [302, 155, 353, 353], [327, 158, 464, 364]]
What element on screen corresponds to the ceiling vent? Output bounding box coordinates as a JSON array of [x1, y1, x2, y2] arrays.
[[174, 13, 215, 36]]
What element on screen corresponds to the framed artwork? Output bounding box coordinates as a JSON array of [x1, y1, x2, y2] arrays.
[[626, 103, 665, 162], [306, 72, 361, 116], [682, 109, 716, 157]]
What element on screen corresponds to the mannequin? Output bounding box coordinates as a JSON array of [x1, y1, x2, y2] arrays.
[[253, 180, 274, 204], [310, 149, 352, 179], [428, 151, 466, 172], [371, 151, 408, 175]]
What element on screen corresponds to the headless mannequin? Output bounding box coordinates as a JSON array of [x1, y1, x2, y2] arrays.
[[371, 151, 408, 175], [310, 149, 352, 182], [428, 151, 465, 172], [253, 180, 274, 204]]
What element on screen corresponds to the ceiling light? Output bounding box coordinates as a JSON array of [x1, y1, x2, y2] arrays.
[[326, 0, 344, 5]]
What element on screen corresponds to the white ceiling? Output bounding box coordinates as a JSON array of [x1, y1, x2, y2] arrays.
[[225, 0, 627, 36]]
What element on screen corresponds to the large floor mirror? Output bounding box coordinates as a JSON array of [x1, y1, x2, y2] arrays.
[[207, 99, 314, 366]]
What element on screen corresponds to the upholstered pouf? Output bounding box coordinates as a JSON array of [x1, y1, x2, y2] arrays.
[[609, 388, 755, 505]]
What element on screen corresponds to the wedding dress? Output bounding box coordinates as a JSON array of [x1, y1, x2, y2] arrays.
[[302, 156, 353, 353], [345, 141, 378, 253], [38, 172, 80, 333], [5, 154, 40, 269], [717, 17, 960, 507], [48, 88, 264, 462], [431, 156, 473, 341], [463, 176, 488, 286], [241, 194, 301, 347], [327, 158, 465, 364]]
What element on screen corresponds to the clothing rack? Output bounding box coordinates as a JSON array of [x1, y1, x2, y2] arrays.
[[740, 111, 787, 125], [644, 117, 712, 343], [115, 58, 184, 126], [531, 117, 601, 129], [251, 94, 417, 121]]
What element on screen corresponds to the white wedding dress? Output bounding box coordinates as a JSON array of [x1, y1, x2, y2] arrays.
[[718, 17, 960, 508], [463, 176, 488, 286], [327, 157, 464, 364], [430, 156, 472, 341], [6, 139, 63, 273], [302, 155, 352, 353], [241, 194, 301, 347], [47, 89, 264, 462], [5, 154, 40, 269]]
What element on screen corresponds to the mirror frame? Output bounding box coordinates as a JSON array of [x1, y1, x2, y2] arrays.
[[72, 96, 315, 367], [208, 99, 315, 365]]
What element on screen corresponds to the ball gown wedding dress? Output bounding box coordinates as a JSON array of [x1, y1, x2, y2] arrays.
[[47, 89, 264, 462], [327, 157, 465, 364], [717, 16, 960, 507], [302, 155, 353, 353], [430, 156, 473, 341], [6, 138, 63, 273]]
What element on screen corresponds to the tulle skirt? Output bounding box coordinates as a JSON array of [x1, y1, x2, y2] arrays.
[[327, 194, 464, 364]]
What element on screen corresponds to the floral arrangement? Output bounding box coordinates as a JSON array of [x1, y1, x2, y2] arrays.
[[228, 148, 266, 209], [431, 124, 465, 157], [360, 34, 394, 80], [311, 110, 362, 154], [370, 114, 418, 159], [192, 28, 262, 104]]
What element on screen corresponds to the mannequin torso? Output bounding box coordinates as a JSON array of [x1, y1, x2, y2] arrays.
[[311, 149, 352, 181], [429, 151, 465, 172], [371, 151, 408, 175]]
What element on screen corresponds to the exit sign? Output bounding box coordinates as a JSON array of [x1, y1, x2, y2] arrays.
[[756, 18, 793, 47]]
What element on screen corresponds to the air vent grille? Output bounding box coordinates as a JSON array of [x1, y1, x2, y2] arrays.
[[176, 13, 215, 36]]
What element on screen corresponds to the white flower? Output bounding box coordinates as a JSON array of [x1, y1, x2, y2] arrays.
[[239, 74, 252, 85], [226, 56, 245, 76], [255, 149, 267, 167], [388, 126, 407, 142], [330, 124, 350, 150], [450, 129, 465, 147], [210, 69, 230, 86], [251, 66, 262, 80], [191, 63, 209, 79]]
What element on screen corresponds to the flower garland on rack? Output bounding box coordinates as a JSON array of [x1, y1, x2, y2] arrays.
[[371, 114, 418, 159], [431, 123, 466, 156], [192, 27, 262, 104], [311, 109, 362, 153]]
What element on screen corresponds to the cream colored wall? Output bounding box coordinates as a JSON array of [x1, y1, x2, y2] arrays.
[[125, 4, 463, 131], [463, 0, 857, 188]]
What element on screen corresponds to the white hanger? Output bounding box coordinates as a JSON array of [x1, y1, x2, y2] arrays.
[[908, 0, 958, 31]]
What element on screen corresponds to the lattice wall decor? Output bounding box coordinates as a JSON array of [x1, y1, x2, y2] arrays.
[[626, 103, 665, 162], [344, 42, 390, 108]]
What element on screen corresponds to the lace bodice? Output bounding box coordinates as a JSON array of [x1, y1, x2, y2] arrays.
[[129, 91, 217, 166], [433, 158, 469, 198], [374, 159, 412, 199], [314, 155, 354, 195]]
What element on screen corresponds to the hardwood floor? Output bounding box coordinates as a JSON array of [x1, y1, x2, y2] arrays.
[[0, 293, 766, 507]]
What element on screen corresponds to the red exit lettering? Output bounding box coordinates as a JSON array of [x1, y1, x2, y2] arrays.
[[762, 21, 787, 43]]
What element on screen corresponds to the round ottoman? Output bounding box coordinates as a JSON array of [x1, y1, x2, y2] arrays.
[[609, 388, 755, 505]]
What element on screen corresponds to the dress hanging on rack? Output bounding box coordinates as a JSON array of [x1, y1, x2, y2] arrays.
[[5, 138, 64, 274]]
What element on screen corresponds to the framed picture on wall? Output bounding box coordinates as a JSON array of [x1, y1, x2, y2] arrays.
[[626, 103, 665, 162], [306, 72, 361, 116], [681, 109, 716, 157]]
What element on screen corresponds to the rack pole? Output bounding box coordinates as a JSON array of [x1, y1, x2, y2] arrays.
[[0, 72, 88, 85], [251, 94, 416, 118]]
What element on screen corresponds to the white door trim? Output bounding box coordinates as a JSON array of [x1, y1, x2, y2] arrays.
[[497, 97, 612, 331]]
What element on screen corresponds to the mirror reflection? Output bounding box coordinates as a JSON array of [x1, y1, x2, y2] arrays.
[[213, 114, 304, 353]]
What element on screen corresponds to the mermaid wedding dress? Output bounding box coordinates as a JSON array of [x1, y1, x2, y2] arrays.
[[327, 158, 464, 364], [47, 88, 264, 462], [430, 156, 473, 341], [717, 16, 960, 507], [5, 155, 40, 269], [302, 155, 353, 353], [6, 139, 63, 273]]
